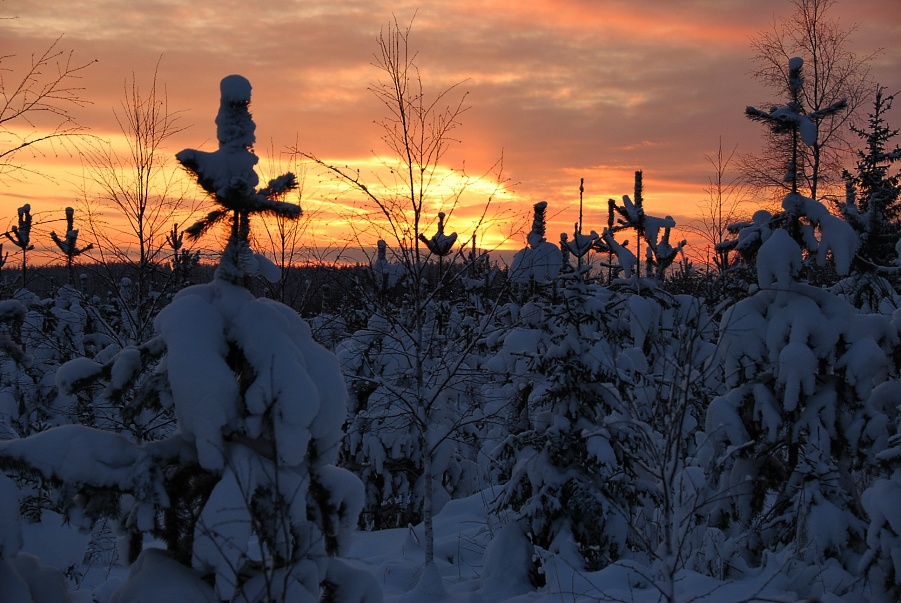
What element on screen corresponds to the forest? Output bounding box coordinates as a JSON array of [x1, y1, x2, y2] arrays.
[[1, 1, 900, 602]]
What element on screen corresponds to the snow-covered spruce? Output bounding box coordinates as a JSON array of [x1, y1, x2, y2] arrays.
[[719, 191, 859, 291], [490, 282, 630, 576], [705, 277, 898, 587], [336, 301, 485, 532], [0, 284, 110, 437], [510, 202, 562, 290], [490, 272, 718, 599], [602, 171, 686, 280], [745, 56, 847, 198], [176, 74, 300, 283], [0, 75, 379, 603], [839, 86, 901, 270]]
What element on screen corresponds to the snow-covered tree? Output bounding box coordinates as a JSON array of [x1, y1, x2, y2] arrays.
[[705, 245, 897, 589], [700, 64, 900, 595], [369, 239, 406, 303], [0, 75, 379, 603], [3, 205, 35, 287], [490, 283, 627, 575], [721, 59, 857, 290], [176, 74, 300, 284], [302, 20, 511, 581], [336, 214, 497, 538], [859, 408, 901, 597], [745, 56, 847, 197], [50, 206, 93, 285], [337, 299, 488, 530], [742, 0, 875, 201], [0, 470, 71, 603], [510, 201, 562, 292], [1, 276, 376, 601], [0, 282, 114, 441], [602, 171, 686, 280], [490, 266, 718, 596], [840, 86, 901, 267]]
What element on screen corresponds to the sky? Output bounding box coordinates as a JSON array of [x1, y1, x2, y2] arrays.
[[2, 0, 900, 266]]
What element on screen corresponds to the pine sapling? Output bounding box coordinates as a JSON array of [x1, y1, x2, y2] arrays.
[[50, 206, 93, 284], [4, 204, 34, 286]]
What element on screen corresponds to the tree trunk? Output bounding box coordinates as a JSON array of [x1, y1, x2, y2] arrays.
[[423, 438, 434, 565]]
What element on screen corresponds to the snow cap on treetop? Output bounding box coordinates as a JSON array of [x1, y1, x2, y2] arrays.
[[752, 209, 772, 225], [220, 74, 252, 104], [215, 74, 256, 152]]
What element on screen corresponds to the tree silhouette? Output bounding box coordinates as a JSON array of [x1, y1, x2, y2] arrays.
[[50, 206, 93, 284], [176, 75, 300, 280]]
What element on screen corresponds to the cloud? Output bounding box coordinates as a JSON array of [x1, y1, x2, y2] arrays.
[[2, 0, 899, 263]]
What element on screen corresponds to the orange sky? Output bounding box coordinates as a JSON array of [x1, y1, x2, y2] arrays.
[[2, 0, 899, 268]]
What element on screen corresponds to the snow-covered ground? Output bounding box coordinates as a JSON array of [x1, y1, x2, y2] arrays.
[[8, 488, 876, 602]]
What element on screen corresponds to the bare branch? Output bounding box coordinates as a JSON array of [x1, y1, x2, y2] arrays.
[[0, 36, 96, 183]]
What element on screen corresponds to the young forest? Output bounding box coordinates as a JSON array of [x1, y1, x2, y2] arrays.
[[1, 6, 900, 603]]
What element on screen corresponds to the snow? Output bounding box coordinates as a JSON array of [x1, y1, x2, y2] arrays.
[[192, 445, 271, 599], [372, 240, 406, 289], [315, 465, 366, 555], [625, 294, 659, 349], [706, 388, 751, 447], [0, 424, 152, 491], [481, 523, 533, 599], [0, 560, 32, 603], [643, 214, 676, 248], [756, 228, 801, 288], [1, 403, 897, 603], [324, 558, 384, 603], [1, 67, 898, 602], [324, 489, 854, 603], [486, 327, 543, 374], [777, 341, 817, 412], [0, 299, 25, 322], [805, 489, 860, 558], [421, 212, 458, 256], [560, 229, 598, 259], [255, 251, 283, 282], [0, 474, 22, 557], [836, 336, 888, 398], [109, 347, 141, 391], [619, 194, 640, 222], [860, 472, 901, 581], [1, 553, 71, 603], [0, 256, 361, 600], [601, 229, 638, 277], [716, 295, 769, 386], [155, 289, 237, 470], [237, 564, 320, 603], [509, 241, 561, 284], [220, 73, 252, 104], [108, 548, 217, 603], [232, 297, 323, 463], [21, 510, 91, 571], [512, 201, 563, 283], [782, 192, 860, 274]]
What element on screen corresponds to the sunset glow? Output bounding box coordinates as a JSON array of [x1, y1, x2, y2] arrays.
[[2, 0, 899, 269]]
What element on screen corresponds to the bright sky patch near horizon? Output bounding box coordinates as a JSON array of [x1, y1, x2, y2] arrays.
[[2, 0, 899, 267]]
